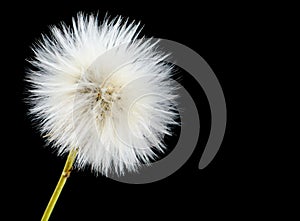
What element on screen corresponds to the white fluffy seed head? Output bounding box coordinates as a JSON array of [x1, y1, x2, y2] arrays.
[[27, 13, 179, 176]]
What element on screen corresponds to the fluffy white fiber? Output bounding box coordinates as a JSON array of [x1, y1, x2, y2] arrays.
[[27, 13, 178, 175]]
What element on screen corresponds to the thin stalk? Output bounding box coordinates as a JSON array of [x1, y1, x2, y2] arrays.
[[41, 148, 78, 221]]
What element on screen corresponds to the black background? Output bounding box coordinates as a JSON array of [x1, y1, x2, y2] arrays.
[[5, 1, 272, 220]]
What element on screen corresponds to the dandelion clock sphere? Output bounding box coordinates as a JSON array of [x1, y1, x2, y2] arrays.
[[27, 13, 178, 220]]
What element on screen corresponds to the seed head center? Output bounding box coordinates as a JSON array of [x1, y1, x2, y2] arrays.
[[94, 84, 121, 121]]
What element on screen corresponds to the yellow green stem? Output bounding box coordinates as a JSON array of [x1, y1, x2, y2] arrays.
[[41, 148, 78, 221]]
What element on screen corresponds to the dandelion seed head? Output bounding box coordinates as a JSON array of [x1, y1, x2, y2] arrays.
[[27, 13, 179, 176]]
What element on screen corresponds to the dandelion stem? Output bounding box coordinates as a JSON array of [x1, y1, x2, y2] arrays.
[[41, 148, 78, 221]]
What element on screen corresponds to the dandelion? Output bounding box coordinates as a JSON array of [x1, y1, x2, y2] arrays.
[[27, 13, 178, 220]]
